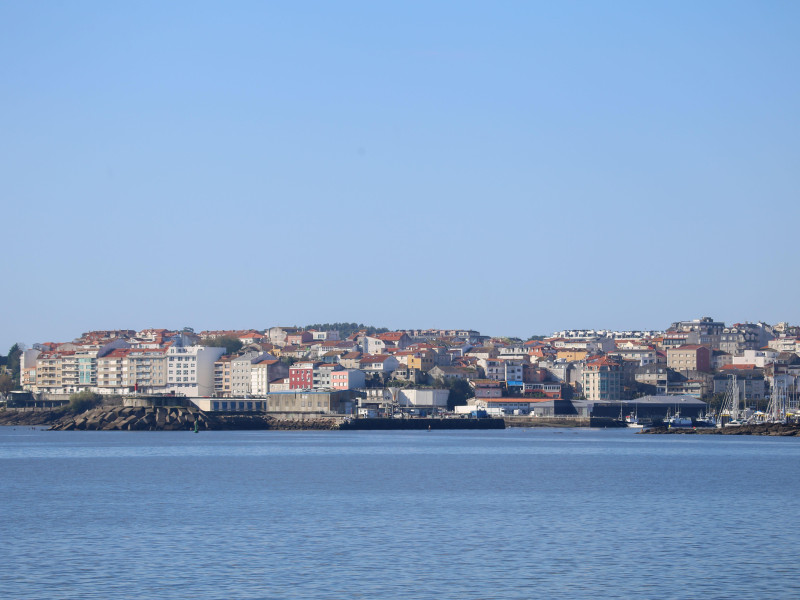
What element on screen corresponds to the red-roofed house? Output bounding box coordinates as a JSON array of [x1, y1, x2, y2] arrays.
[[359, 354, 400, 374]]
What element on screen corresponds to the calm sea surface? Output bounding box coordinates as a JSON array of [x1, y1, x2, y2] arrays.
[[1, 427, 799, 600]]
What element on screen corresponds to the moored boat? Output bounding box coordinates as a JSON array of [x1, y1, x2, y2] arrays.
[[667, 414, 693, 428], [625, 414, 644, 429]]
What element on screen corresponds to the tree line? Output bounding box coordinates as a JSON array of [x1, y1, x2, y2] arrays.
[[0, 343, 23, 394]]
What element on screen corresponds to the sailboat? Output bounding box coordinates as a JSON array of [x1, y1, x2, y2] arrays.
[[721, 374, 745, 426], [766, 380, 787, 424]]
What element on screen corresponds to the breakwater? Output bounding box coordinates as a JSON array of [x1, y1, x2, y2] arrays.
[[0, 406, 341, 431], [640, 423, 800, 436], [0, 407, 71, 427], [1, 407, 630, 432]]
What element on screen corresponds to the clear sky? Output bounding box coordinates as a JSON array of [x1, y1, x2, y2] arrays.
[[2, 1, 799, 350]]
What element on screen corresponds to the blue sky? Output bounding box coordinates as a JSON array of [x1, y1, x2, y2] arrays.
[[2, 1, 799, 350]]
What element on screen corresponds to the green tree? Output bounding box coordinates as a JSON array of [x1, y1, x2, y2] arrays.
[[68, 390, 102, 413], [0, 373, 14, 394], [7, 343, 23, 383], [201, 335, 243, 355], [435, 377, 474, 410]]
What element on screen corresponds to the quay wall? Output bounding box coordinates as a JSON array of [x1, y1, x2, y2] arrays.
[[339, 417, 505, 430]]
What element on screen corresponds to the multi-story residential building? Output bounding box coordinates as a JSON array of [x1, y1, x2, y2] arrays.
[[768, 335, 800, 354], [732, 349, 779, 369], [314, 363, 343, 388], [581, 357, 622, 401], [289, 362, 320, 390], [712, 350, 734, 370], [267, 326, 300, 346], [165, 345, 226, 397], [123, 347, 168, 394], [667, 345, 711, 373], [608, 348, 657, 366], [659, 332, 700, 350], [407, 351, 435, 372], [363, 336, 387, 355], [539, 360, 582, 390], [250, 358, 289, 396], [497, 346, 529, 360], [713, 369, 766, 402], [551, 337, 614, 353], [310, 329, 340, 341], [96, 349, 127, 394], [479, 358, 505, 381], [339, 352, 362, 370], [634, 364, 671, 395], [376, 332, 412, 351], [503, 359, 524, 392], [95, 347, 168, 395], [667, 317, 725, 348], [33, 352, 65, 394], [555, 349, 589, 362], [31, 348, 99, 394], [665, 370, 713, 398], [214, 356, 232, 397], [465, 346, 498, 360], [230, 352, 275, 396], [286, 331, 313, 346], [719, 323, 773, 355]]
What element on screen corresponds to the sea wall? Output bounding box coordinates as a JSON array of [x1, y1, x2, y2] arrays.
[[51, 406, 211, 431], [339, 417, 505, 430]]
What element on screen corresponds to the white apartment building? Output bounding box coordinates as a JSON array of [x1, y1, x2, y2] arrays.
[[165, 345, 226, 397], [250, 358, 289, 396]]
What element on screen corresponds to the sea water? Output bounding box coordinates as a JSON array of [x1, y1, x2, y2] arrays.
[[1, 427, 799, 600]]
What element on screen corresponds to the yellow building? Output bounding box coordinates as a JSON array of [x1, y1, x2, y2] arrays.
[[556, 349, 589, 362], [408, 351, 434, 372]]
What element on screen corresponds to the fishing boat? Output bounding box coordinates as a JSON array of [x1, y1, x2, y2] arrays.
[[666, 414, 693, 428], [625, 413, 644, 429], [694, 414, 717, 428]]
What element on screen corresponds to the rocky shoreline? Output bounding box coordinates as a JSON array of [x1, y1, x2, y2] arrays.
[[639, 423, 800, 436], [0, 407, 340, 431]]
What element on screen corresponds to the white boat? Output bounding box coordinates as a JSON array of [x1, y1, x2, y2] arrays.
[[667, 414, 693, 428], [625, 414, 644, 429]]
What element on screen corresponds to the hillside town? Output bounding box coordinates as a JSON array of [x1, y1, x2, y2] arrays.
[[5, 317, 800, 421]]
